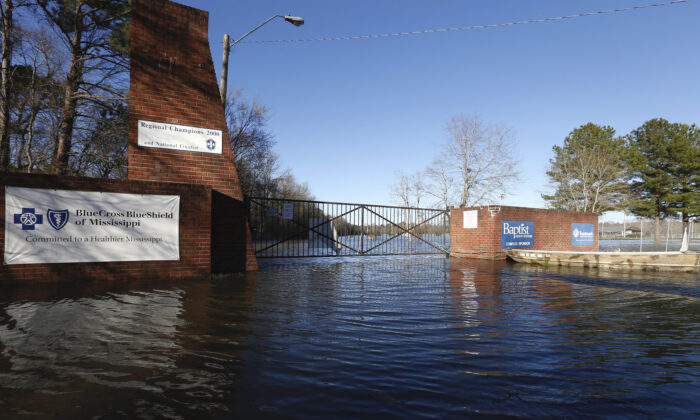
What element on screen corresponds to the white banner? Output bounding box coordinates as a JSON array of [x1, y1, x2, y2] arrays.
[[137, 120, 222, 154], [4, 187, 180, 265]]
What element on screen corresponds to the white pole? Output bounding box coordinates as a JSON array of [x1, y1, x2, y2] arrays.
[[665, 218, 670, 252], [639, 219, 643, 252], [680, 214, 690, 252]]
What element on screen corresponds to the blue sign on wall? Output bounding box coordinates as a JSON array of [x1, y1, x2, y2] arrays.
[[572, 223, 595, 246], [501, 220, 534, 249]]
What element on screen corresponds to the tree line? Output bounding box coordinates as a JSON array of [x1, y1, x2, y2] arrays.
[[0, 0, 312, 199], [1, 0, 130, 177], [390, 114, 519, 210], [543, 119, 699, 244], [224, 90, 313, 200], [389, 114, 698, 245]]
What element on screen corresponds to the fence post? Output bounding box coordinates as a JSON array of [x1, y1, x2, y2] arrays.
[[360, 206, 365, 255], [444, 208, 449, 257]]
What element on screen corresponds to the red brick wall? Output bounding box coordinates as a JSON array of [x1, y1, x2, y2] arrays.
[[129, 0, 257, 272], [0, 173, 211, 285], [450, 205, 598, 259]]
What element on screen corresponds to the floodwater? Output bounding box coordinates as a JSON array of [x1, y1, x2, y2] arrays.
[[0, 254, 698, 418]]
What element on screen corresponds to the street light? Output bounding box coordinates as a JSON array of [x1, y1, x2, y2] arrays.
[[219, 14, 304, 107]]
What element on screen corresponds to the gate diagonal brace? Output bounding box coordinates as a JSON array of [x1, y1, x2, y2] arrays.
[[251, 200, 361, 255], [363, 207, 449, 254], [249, 198, 450, 257]]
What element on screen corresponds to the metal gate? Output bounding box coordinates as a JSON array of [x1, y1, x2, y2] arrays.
[[247, 197, 450, 258]]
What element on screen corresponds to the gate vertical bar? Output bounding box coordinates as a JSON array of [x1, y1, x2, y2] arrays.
[[444, 208, 448, 251], [360, 206, 365, 255]]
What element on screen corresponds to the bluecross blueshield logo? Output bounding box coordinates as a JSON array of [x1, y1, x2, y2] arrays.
[[206, 138, 216, 150], [47, 209, 69, 230], [13, 208, 43, 230]]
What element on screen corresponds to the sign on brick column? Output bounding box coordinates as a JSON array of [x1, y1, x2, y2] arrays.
[[129, 0, 257, 272]]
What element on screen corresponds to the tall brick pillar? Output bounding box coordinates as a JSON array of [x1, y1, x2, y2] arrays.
[[129, 0, 257, 272]]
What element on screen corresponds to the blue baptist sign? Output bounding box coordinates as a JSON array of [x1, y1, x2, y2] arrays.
[[501, 220, 534, 249], [572, 223, 595, 246]]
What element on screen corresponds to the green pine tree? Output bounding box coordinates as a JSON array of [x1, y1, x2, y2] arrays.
[[626, 118, 700, 248], [542, 123, 628, 213]]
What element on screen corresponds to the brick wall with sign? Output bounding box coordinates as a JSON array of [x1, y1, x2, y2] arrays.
[[129, 0, 257, 272], [450, 206, 598, 259], [0, 173, 211, 285]]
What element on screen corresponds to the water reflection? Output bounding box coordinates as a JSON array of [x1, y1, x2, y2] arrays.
[[511, 261, 700, 298], [0, 275, 257, 418], [448, 259, 507, 330], [0, 256, 697, 419], [446, 257, 699, 417]]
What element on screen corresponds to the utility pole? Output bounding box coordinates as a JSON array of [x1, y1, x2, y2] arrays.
[[219, 15, 304, 108], [219, 34, 230, 106]]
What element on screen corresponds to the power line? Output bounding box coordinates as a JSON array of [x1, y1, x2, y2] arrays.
[[242, 0, 696, 44]]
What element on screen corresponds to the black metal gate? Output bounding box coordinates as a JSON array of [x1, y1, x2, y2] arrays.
[[247, 197, 450, 258]]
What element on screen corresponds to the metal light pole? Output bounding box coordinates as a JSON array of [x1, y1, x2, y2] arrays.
[[219, 14, 304, 108]]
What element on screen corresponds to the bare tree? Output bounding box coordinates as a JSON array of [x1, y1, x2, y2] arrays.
[[246, 151, 282, 199], [390, 171, 428, 209], [0, 0, 29, 169], [225, 90, 312, 199], [227, 90, 273, 162], [10, 27, 64, 173], [274, 172, 314, 200], [424, 157, 456, 209], [71, 101, 128, 178], [36, 0, 129, 175], [441, 114, 519, 207], [412, 173, 425, 208], [390, 171, 412, 207], [226, 90, 276, 197]]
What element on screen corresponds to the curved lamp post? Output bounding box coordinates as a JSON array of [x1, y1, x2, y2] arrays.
[[219, 14, 304, 107]]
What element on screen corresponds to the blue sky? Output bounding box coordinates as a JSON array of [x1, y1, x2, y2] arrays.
[[178, 0, 699, 217]]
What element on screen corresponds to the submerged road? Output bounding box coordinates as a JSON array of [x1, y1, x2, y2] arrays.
[[0, 254, 697, 418]]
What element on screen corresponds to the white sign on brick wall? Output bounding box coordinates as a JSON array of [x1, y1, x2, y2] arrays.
[[463, 210, 478, 229], [138, 120, 222, 154]]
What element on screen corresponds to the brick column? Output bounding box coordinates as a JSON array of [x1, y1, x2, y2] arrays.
[[451, 207, 506, 259], [450, 206, 598, 259], [129, 0, 257, 272]]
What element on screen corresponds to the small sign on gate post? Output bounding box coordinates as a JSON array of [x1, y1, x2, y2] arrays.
[[282, 203, 294, 220]]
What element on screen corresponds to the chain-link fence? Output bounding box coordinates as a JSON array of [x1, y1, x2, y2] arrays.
[[598, 219, 700, 252]]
